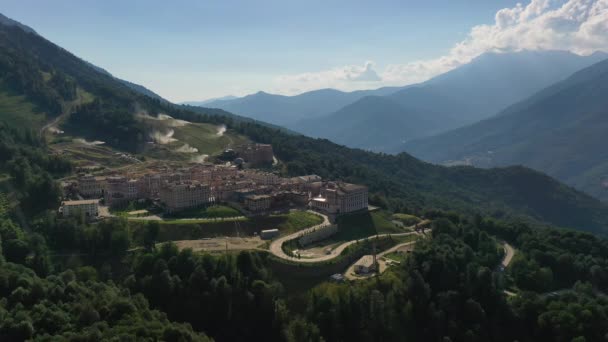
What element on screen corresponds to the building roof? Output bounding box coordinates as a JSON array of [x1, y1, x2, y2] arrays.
[[245, 194, 271, 200], [62, 199, 99, 205], [262, 229, 279, 233], [339, 182, 367, 192], [298, 175, 321, 182]]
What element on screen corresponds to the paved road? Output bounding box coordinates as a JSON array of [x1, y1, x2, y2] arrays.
[[379, 240, 417, 257], [502, 242, 515, 268], [39, 112, 65, 138], [269, 216, 430, 264], [268, 211, 331, 262]]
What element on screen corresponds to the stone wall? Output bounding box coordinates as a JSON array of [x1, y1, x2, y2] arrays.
[[298, 224, 338, 246]]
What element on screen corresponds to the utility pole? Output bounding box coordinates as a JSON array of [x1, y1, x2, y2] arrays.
[[372, 240, 378, 274]]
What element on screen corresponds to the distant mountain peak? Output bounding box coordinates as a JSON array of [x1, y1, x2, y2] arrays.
[[181, 95, 237, 106], [0, 13, 37, 35]]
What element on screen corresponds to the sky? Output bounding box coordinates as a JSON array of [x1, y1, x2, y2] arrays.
[[2, 0, 608, 102]]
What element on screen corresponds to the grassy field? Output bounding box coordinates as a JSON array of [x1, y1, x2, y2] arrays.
[[275, 211, 324, 234], [50, 140, 134, 168], [0, 82, 47, 132], [135, 121, 250, 162], [172, 122, 249, 155], [130, 211, 323, 244], [332, 210, 404, 242], [164, 205, 241, 219], [392, 213, 421, 226], [383, 251, 408, 263]]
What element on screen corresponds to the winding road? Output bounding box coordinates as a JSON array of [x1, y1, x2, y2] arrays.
[[501, 242, 515, 268], [268, 215, 430, 263]]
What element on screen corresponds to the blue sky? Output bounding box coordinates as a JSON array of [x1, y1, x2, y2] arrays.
[[2, 0, 607, 102]]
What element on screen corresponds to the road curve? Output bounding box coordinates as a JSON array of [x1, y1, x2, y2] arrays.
[[378, 240, 417, 257], [501, 242, 515, 268], [269, 215, 429, 264]]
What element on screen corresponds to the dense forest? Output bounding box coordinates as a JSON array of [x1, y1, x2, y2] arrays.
[[3, 180, 608, 341]]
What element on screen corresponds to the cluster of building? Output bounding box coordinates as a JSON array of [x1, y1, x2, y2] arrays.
[[62, 162, 369, 218]]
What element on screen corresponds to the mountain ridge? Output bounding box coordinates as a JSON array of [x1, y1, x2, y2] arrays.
[[403, 57, 608, 201], [199, 85, 403, 125], [293, 50, 608, 152]]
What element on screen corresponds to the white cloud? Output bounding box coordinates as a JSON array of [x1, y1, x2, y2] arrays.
[[272, 0, 608, 95], [273, 61, 382, 94]]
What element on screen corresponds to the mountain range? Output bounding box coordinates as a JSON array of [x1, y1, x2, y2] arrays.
[[2, 13, 608, 233], [182, 95, 238, 106], [200, 50, 607, 151], [404, 57, 608, 202], [203, 87, 400, 126]]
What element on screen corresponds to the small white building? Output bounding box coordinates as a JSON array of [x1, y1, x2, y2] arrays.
[[61, 199, 99, 218], [354, 255, 378, 274]]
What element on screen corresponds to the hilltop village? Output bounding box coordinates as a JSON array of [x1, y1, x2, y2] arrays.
[[56, 142, 406, 281], [60, 143, 369, 220]]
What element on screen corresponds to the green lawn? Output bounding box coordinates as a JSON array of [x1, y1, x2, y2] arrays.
[[393, 234, 419, 244], [164, 205, 241, 219], [130, 210, 322, 244], [392, 213, 421, 226], [332, 210, 404, 242], [0, 82, 47, 132], [172, 122, 250, 155], [384, 251, 408, 263], [136, 121, 250, 162], [111, 201, 155, 217], [271, 211, 324, 234]]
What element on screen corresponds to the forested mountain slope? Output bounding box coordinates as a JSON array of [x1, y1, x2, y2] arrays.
[[404, 58, 608, 202]]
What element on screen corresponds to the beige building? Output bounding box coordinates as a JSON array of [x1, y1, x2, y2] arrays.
[[160, 181, 212, 213], [244, 170, 281, 185], [244, 194, 272, 213], [137, 174, 162, 199], [77, 175, 103, 198], [311, 182, 368, 214], [105, 176, 139, 207], [61, 199, 99, 218], [211, 165, 238, 180]]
